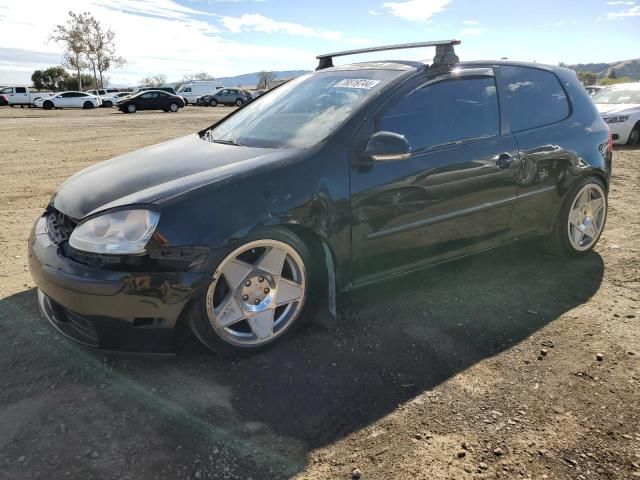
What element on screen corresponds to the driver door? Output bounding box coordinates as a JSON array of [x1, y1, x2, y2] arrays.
[[350, 69, 520, 284]]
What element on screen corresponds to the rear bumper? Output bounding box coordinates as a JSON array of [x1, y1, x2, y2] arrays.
[[28, 215, 210, 353]]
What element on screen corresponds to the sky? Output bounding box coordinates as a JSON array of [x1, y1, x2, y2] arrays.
[[0, 0, 638, 86]]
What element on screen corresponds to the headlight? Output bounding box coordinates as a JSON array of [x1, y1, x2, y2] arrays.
[[69, 209, 160, 255], [603, 115, 630, 124]]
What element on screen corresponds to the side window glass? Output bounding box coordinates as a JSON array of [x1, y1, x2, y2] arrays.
[[0, 87, 12, 93], [499, 66, 569, 132], [380, 76, 500, 152], [61, 92, 73, 98], [15, 87, 27, 93]]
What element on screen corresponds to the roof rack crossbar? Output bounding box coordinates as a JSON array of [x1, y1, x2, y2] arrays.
[[315, 40, 461, 70]]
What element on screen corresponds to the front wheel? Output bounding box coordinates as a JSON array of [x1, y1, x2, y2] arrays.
[[168, 102, 179, 112], [103, 100, 113, 108], [188, 230, 312, 355], [126, 104, 137, 113], [628, 123, 640, 146], [43, 101, 54, 110], [209, 99, 217, 107], [542, 176, 607, 257]]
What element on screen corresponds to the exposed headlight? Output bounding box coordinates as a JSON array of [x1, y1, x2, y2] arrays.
[[603, 115, 630, 124], [69, 209, 160, 255]]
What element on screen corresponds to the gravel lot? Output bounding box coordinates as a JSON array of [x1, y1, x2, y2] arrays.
[[1, 106, 639, 480]]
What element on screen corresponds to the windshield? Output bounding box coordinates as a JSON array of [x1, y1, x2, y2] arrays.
[[593, 86, 640, 104], [201, 69, 406, 149]]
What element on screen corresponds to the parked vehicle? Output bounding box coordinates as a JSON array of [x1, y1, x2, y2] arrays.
[[177, 81, 224, 105], [0, 94, 8, 106], [585, 85, 604, 96], [592, 82, 640, 145], [0, 86, 52, 106], [116, 90, 184, 113], [86, 88, 121, 96], [201, 88, 251, 107], [29, 40, 612, 355], [34, 91, 101, 110], [133, 86, 178, 95], [100, 92, 131, 108]]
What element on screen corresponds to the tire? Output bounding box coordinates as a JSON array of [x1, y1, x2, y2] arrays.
[[542, 176, 607, 257], [43, 101, 54, 110], [209, 99, 217, 107], [188, 228, 314, 355], [235, 98, 243, 107], [103, 100, 113, 108], [628, 123, 640, 146], [169, 102, 179, 113], [126, 104, 137, 113], [83, 101, 94, 109]]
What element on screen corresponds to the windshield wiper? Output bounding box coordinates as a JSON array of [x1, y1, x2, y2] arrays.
[[211, 138, 246, 146]]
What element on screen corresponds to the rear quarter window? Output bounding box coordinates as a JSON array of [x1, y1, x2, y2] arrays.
[[499, 66, 569, 132]]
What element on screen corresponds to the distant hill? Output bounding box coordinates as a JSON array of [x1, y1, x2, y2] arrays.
[[568, 59, 640, 80], [216, 70, 310, 87]]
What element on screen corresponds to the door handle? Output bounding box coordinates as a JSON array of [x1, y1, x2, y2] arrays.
[[496, 153, 514, 170]]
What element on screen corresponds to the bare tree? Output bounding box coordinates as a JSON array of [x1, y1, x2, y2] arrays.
[[139, 74, 167, 87], [50, 11, 88, 91], [84, 15, 125, 88], [257, 70, 276, 90]]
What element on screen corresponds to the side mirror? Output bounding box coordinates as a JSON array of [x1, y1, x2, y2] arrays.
[[365, 131, 412, 162]]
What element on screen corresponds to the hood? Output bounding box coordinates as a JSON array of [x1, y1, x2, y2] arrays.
[[595, 103, 640, 115], [53, 134, 300, 219]]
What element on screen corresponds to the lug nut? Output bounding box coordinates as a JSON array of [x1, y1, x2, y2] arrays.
[[258, 276, 264, 283], [242, 294, 249, 301], [245, 280, 251, 287], [264, 288, 270, 294], [254, 299, 260, 305]]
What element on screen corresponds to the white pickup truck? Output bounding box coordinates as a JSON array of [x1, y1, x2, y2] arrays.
[[0, 86, 53, 106]]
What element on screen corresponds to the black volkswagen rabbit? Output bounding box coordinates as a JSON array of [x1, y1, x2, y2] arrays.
[[29, 41, 612, 354]]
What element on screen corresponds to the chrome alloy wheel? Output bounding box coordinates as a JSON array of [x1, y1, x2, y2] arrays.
[[205, 240, 307, 347], [567, 183, 607, 251]]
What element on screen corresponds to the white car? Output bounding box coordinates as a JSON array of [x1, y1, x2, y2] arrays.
[[0, 86, 53, 106], [593, 82, 640, 145], [100, 92, 131, 107], [34, 91, 101, 110]]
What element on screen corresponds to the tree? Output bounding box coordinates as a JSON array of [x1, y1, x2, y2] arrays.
[[257, 71, 276, 90], [608, 69, 617, 79], [50, 11, 89, 91], [31, 66, 70, 91], [63, 73, 95, 91], [84, 15, 125, 88], [139, 74, 167, 87], [577, 71, 597, 86], [182, 72, 215, 82]]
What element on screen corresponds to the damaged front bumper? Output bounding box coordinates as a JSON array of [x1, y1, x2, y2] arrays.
[[28, 215, 210, 353]]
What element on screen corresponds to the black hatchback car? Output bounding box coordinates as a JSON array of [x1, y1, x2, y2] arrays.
[[29, 41, 611, 354], [117, 90, 185, 113]]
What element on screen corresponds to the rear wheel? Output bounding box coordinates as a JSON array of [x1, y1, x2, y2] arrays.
[[83, 101, 94, 109], [43, 100, 54, 110], [235, 98, 243, 107], [628, 123, 640, 146], [188, 229, 312, 355], [103, 100, 113, 108], [542, 176, 607, 257]]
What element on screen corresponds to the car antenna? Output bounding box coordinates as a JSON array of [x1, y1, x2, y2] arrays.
[[315, 40, 461, 71]]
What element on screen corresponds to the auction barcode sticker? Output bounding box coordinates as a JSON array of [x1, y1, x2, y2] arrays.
[[334, 79, 381, 89]]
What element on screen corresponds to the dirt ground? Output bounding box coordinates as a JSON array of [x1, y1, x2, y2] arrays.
[[0, 106, 638, 480]]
